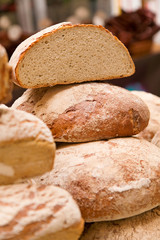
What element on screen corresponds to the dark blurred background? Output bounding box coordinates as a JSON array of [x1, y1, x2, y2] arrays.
[[0, 0, 160, 105]]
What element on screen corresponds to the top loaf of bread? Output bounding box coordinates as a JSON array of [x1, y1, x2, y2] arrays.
[[9, 22, 135, 88]]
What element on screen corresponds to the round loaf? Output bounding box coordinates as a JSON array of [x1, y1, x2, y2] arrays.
[[12, 82, 150, 142], [33, 137, 160, 222], [0, 105, 55, 185], [132, 90, 160, 141], [0, 44, 13, 103], [0, 184, 84, 240], [9, 22, 135, 88], [80, 206, 160, 240]]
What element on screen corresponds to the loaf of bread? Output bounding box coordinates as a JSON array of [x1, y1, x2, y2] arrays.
[[132, 91, 160, 141], [0, 44, 13, 103], [0, 184, 84, 240], [12, 82, 149, 142], [9, 22, 135, 88], [0, 105, 55, 185], [80, 206, 160, 240], [32, 137, 160, 222]]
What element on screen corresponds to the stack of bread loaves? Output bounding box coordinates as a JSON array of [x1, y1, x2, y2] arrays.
[[9, 22, 160, 239], [0, 108, 83, 240], [0, 45, 83, 240], [0, 45, 57, 185], [0, 107, 83, 240]]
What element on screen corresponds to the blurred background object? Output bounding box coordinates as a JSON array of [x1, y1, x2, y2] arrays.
[[105, 8, 160, 57], [0, 0, 160, 104]]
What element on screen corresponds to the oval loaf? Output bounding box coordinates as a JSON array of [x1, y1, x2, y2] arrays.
[[0, 184, 84, 240], [33, 137, 160, 222], [9, 22, 135, 88], [80, 206, 160, 240], [12, 82, 150, 142], [0, 105, 55, 185]]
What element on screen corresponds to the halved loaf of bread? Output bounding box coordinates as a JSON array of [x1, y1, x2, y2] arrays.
[[0, 184, 84, 240], [80, 206, 160, 240], [0, 105, 55, 185], [32, 137, 160, 222], [9, 22, 135, 88], [12, 82, 149, 142], [0, 44, 13, 103]]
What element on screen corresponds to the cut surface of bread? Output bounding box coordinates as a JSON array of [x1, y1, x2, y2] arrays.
[[132, 91, 160, 141], [12, 83, 149, 142], [0, 184, 84, 240], [0, 105, 55, 184], [9, 22, 135, 88], [33, 137, 160, 222], [0, 44, 13, 103], [80, 206, 160, 240]]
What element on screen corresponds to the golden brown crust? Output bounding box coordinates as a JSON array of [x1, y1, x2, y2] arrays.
[[50, 98, 148, 141], [80, 207, 160, 240], [33, 138, 160, 222], [0, 44, 13, 103], [0, 184, 83, 240], [12, 83, 150, 142], [0, 140, 55, 185], [6, 219, 84, 240], [0, 106, 55, 184]]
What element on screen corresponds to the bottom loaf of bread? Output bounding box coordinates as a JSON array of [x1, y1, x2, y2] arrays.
[[80, 206, 160, 240], [33, 137, 160, 222], [0, 184, 84, 240]]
